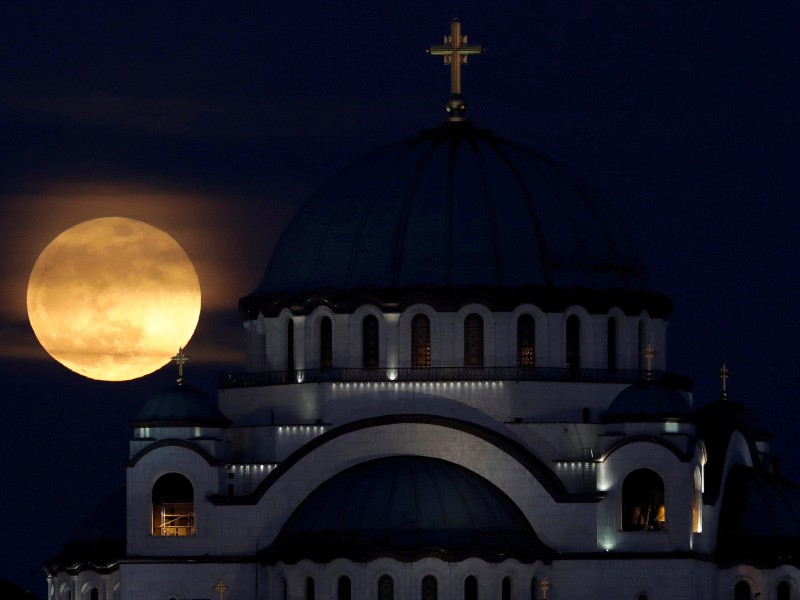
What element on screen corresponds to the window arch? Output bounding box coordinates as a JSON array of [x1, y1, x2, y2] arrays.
[[287, 319, 295, 373], [464, 575, 478, 600], [320, 316, 333, 370], [517, 314, 535, 367], [502, 577, 511, 600], [464, 313, 484, 367], [337, 576, 352, 600], [566, 315, 580, 377], [622, 468, 665, 531], [735, 581, 751, 600], [411, 314, 431, 368], [378, 575, 394, 600], [778, 581, 791, 600], [530, 577, 536, 600], [152, 473, 194, 536], [305, 577, 315, 600], [362, 315, 379, 368], [422, 575, 438, 600], [90, 590, 98, 600], [607, 318, 617, 372]]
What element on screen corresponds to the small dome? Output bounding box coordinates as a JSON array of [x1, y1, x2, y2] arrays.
[[243, 122, 671, 317], [44, 488, 125, 575], [132, 384, 230, 427], [601, 379, 692, 422], [261, 455, 552, 564]]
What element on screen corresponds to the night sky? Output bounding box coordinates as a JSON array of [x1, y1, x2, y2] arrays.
[[1, 2, 798, 596]]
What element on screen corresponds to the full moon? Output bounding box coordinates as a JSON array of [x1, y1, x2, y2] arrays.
[[27, 217, 201, 381]]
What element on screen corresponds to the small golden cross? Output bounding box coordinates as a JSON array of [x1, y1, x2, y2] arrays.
[[214, 578, 228, 600], [171, 347, 190, 385], [720, 363, 729, 400], [427, 18, 484, 96], [540, 576, 550, 600]]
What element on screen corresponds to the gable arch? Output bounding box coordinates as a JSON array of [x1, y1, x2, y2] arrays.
[[127, 439, 221, 468]]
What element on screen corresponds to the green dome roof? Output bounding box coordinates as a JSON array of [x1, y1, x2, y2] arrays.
[[132, 384, 230, 427]]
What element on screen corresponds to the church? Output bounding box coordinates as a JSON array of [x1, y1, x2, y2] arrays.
[[45, 19, 800, 600]]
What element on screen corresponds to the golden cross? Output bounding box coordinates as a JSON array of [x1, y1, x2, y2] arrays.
[[720, 363, 729, 400], [540, 576, 550, 600], [171, 347, 190, 385], [427, 18, 484, 96], [214, 579, 228, 600]]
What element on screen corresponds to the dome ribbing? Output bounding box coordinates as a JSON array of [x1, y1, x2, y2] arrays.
[[243, 122, 670, 318]]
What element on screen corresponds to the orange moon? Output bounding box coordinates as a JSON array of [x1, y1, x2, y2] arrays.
[[27, 217, 201, 381]]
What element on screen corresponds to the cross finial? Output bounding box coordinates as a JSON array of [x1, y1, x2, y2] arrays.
[[720, 363, 729, 400], [214, 579, 228, 600], [540, 576, 550, 600], [171, 347, 190, 385], [644, 343, 655, 380], [427, 18, 484, 120]]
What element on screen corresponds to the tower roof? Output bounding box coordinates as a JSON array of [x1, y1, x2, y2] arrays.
[[132, 384, 230, 427], [243, 122, 670, 318]]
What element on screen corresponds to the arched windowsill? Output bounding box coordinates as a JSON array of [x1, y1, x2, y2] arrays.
[[619, 527, 667, 534]]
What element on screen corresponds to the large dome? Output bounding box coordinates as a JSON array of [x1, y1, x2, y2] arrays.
[[261, 455, 552, 564], [243, 121, 670, 317]]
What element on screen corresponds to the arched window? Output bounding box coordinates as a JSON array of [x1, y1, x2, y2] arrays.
[[287, 319, 295, 373], [622, 468, 665, 531], [637, 595, 648, 600], [422, 575, 438, 600], [91, 590, 99, 600], [777, 581, 791, 600], [363, 315, 379, 368], [530, 577, 536, 600], [305, 577, 315, 600], [517, 314, 535, 367], [607, 318, 617, 372], [378, 575, 394, 600], [693, 467, 702, 533], [320, 316, 333, 370], [502, 577, 511, 600], [638, 320, 647, 370], [411, 314, 431, 368], [464, 313, 484, 367], [282, 578, 288, 600], [338, 576, 352, 600], [464, 575, 478, 600], [735, 581, 751, 600], [152, 473, 194, 536], [566, 315, 580, 378]]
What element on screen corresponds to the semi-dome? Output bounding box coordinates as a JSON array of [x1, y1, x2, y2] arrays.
[[132, 384, 230, 427], [242, 121, 671, 318], [601, 378, 692, 422], [261, 455, 553, 564]]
